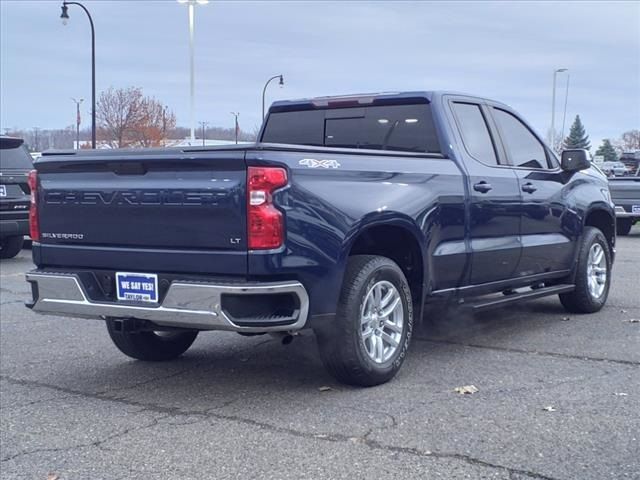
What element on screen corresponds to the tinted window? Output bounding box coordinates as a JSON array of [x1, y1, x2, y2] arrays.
[[493, 109, 548, 169], [0, 145, 33, 169], [262, 104, 440, 153], [260, 110, 325, 146], [452, 103, 498, 165]]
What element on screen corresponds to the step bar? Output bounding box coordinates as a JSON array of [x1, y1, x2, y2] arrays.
[[467, 284, 575, 313]]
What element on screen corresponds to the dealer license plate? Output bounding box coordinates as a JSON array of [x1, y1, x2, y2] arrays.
[[115, 272, 158, 303]]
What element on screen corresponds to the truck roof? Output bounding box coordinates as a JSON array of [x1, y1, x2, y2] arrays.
[[269, 91, 510, 112]]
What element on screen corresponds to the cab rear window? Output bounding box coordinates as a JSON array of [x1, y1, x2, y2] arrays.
[[261, 104, 440, 153]]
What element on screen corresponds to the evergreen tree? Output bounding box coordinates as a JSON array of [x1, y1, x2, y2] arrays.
[[595, 139, 618, 163], [563, 115, 591, 150]]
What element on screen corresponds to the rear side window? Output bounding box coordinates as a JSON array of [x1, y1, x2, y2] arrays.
[[0, 145, 33, 169], [492, 109, 548, 169], [451, 103, 498, 165], [262, 104, 440, 153]]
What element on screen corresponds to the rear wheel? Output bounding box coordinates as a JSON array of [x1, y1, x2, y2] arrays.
[[616, 218, 633, 236], [559, 227, 611, 313], [0, 235, 24, 259], [106, 319, 198, 361], [316, 255, 413, 387]]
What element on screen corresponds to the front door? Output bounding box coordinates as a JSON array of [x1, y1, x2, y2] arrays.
[[488, 106, 574, 276]]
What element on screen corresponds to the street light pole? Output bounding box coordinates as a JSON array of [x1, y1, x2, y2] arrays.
[[71, 97, 84, 149], [560, 74, 571, 148], [189, 3, 195, 142], [198, 121, 208, 147], [60, 2, 96, 149], [262, 74, 284, 120], [33, 127, 40, 152], [178, 0, 208, 143], [230, 112, 239, 144], [550, 68, 568, 150]]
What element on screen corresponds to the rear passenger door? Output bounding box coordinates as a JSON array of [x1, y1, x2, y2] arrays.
[[488, 106, 574, 276], [448, 99, 522, 285]]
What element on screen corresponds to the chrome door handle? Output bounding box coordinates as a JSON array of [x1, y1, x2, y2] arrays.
[[473, 181, 493, 193]]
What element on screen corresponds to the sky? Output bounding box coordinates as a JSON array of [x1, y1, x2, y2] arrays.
[[1, 0, 639, 149]]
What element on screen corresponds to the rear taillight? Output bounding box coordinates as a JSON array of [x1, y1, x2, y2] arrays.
[[27, 170, 40, 241], [247, 166, 287, 250]]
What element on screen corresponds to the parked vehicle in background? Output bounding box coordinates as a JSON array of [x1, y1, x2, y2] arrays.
[[619, 151, 640, 174], [600, 161, 628, 177], [25, 91, 616, 386], [609, 164, 640, 235], [0, 136, 31, 258]]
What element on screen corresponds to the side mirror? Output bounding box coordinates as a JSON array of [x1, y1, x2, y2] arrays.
[[561, 149, 591, 172]]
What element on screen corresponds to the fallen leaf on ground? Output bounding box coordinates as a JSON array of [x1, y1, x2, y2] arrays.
[[47, 474, 59, 480], [561, 316, 571, 321], [318, 386, 332, 392], [620, 309, 627, 314], [542, 406, 556, 412], [454, 385, 479, 395]]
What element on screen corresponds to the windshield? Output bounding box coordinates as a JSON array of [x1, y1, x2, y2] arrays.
[[0, 145, 33, 169]]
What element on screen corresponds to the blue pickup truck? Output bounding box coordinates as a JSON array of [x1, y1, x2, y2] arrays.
[[25, 91, 615, 386]]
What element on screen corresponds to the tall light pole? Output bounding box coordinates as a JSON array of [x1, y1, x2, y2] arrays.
[[262, 74, 284, 120], [550, 68, 568, 150], [60, 2, 96, 149], [230, 112, 239, 144], [33, 127, 40, 152], [198, 121, 208, 147], [178, 0, 208, 143], [71, 97, 84, 149], [560, 74, 571, 148]]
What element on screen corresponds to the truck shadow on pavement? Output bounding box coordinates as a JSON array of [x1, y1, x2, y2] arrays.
[[49, 296, 577, 401]]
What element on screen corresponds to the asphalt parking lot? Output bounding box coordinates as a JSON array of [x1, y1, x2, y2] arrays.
[[1, 229, 638, 480]]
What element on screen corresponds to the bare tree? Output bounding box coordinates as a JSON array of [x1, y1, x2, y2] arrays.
[[545, 127, 564, 155], [96, 86, 146, 148], [133, 98, 176, 148], [621, 130, 640, 151], [96, 87, 176, 148]]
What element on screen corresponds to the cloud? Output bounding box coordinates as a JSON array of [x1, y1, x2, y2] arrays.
[[1, 0, 638, 145]]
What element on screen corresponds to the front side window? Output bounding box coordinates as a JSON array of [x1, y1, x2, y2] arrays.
[[451, 103, 498, 165], [493, 109, 548, 169]]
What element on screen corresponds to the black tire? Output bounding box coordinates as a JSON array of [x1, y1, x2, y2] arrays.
[[316, 255, 413, 387], [616, 218, 633, 236], [106, 319, 198, 361], [0, 235, 24, 259], [559, 227, 611, 313]]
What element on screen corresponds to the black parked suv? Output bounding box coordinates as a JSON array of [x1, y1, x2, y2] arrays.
[[0, 136, 32, 258]]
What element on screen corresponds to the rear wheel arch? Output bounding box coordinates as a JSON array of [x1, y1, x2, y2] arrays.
[[344, 220, 425, 315]]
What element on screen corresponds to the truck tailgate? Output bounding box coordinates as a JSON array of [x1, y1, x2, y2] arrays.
[[34, 149, 248, 275]]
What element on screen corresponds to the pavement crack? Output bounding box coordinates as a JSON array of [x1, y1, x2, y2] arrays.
[[94, 362, 206, 395], [0, 414, 167, 463], [0, 299, 24, 306], [0, 374, 560, 478], [416, 338, 640, 366], [362, 438, 560, 480]]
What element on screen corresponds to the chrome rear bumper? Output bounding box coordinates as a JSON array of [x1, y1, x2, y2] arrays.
[[25, 272, 309, 333]]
